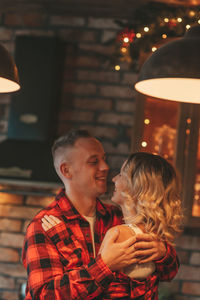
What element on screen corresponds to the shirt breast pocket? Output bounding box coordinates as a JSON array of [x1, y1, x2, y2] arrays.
[[47, 223, 84, 269]]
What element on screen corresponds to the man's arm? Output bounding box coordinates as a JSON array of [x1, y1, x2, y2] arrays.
[[133, 234, 179, 281], [22, 219, 139, 299], [22, 220, 114, 300]]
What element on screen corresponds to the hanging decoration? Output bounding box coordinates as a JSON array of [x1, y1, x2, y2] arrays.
[[113, 2, 200, 71]]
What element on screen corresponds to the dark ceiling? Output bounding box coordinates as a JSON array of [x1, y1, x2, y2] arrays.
[[1, 0, 198, 19], [0, 0, 146, 19]]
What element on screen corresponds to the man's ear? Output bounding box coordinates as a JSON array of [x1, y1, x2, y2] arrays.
[[60, 162, 72, 179]]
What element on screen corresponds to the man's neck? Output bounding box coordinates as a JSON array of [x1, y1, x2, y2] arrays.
[[64, 187, 96, 217]]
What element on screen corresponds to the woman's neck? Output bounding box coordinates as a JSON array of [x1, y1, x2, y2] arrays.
[[121, 205, 137, 224]]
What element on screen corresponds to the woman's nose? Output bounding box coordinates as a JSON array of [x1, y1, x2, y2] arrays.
[[112, 175, 117, 182]]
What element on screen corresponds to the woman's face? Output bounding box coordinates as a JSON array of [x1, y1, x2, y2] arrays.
[[111, 166, 128, 206]]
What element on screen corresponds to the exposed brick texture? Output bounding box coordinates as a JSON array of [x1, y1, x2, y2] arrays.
[[5, 13, 47, 27], [74, 98, 113, 111], [190, 252, 200, 265], [182, 282, 200, 296], [0, 204, 40, 219], [0, 247, 19, 262], [0, 193, 23, 205], [0, 275, 15, 289], [50, 16, 86, 27], [0, 219, 22, 232]]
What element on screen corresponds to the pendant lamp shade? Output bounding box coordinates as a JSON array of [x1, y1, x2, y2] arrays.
[[135, 25, 200, 103], [0, 44, 20, 93]]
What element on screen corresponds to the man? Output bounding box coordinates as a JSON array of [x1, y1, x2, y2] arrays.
[[22, 129, 179, 299]]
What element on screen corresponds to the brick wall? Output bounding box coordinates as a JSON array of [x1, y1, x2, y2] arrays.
[[0, 8, 199, 300], [0, 189, 56, 300]]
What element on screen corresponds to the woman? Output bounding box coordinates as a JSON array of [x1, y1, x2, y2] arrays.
[[42, 152, 183, 299], [99, 152, 183, 299]]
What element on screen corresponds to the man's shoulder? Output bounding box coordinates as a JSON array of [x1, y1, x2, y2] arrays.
[[26, 197, 59, 231]]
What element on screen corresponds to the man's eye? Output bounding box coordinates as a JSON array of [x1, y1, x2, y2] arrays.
[[89, 160, 98, 164]]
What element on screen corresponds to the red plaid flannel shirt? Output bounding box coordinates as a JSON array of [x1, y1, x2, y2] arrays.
[[22, 189, 179, 299]]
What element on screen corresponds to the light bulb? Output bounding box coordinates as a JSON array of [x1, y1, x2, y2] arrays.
[[115, 65, 120, 71]]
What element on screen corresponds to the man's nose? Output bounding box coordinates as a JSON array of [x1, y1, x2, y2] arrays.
[[100, 159, 109, 171]]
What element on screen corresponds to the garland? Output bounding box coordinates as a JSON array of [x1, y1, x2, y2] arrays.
[[113, 2, 200, 71]]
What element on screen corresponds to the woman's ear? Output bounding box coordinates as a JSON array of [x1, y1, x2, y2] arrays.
[[60, 162, 72, 179]]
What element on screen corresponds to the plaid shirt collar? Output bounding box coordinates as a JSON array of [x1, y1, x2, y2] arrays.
[[56, 188, 108, 220]]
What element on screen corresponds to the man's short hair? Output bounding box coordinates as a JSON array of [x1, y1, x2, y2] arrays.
[[52, 128, 92, 159]]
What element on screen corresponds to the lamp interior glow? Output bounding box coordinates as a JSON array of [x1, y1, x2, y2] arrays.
[[0, 77, 20, 93], [135, 78, 200, 103], [0, 44, 20, 93]]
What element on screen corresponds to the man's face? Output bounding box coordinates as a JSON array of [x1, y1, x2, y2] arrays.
[[68, 137, 109, 199]]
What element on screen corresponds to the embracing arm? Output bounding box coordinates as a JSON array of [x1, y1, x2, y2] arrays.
[[22, 217, 138, 300], [102, 227, 179, 282], [22, 220, 113, 300], [134, 233, 179, 281]]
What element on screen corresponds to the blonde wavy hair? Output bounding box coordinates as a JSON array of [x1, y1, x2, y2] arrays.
[[121, 152, 183, 245]]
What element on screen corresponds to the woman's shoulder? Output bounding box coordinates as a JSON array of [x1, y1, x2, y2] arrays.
[[107, 224, 136, 243]]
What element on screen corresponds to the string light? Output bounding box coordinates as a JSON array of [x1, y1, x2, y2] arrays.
[[113, 2, 200, 71], [141, 141, 147, 147], [189, 10, 195, 17], [123, 37, 129, 43], [115, 65, 120, 71], [121, 47, 127, 53], [136, 33, 142, 38], [187, 118, 191, 124], [186, 129, 190, 135], [144, 118, 150, 124]]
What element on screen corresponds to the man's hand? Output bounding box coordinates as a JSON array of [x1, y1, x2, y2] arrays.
[[133, 233, 167, 264], [98, 227, 138, 271]]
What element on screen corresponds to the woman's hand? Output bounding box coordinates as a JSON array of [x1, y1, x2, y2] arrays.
[[41, 215, 61, 231]]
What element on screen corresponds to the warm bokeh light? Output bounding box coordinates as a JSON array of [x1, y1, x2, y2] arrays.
[[141, 141, 147, 147], [144, 118, 150, 124], [136, 33, 142, 38], [121, 47, 127, 53], [115, 65, 120, 71], [123, 37, 129, 43]]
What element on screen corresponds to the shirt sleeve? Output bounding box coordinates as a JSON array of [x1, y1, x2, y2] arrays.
[[154, 242, 179, 281], [22, 220, 114, 300]]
